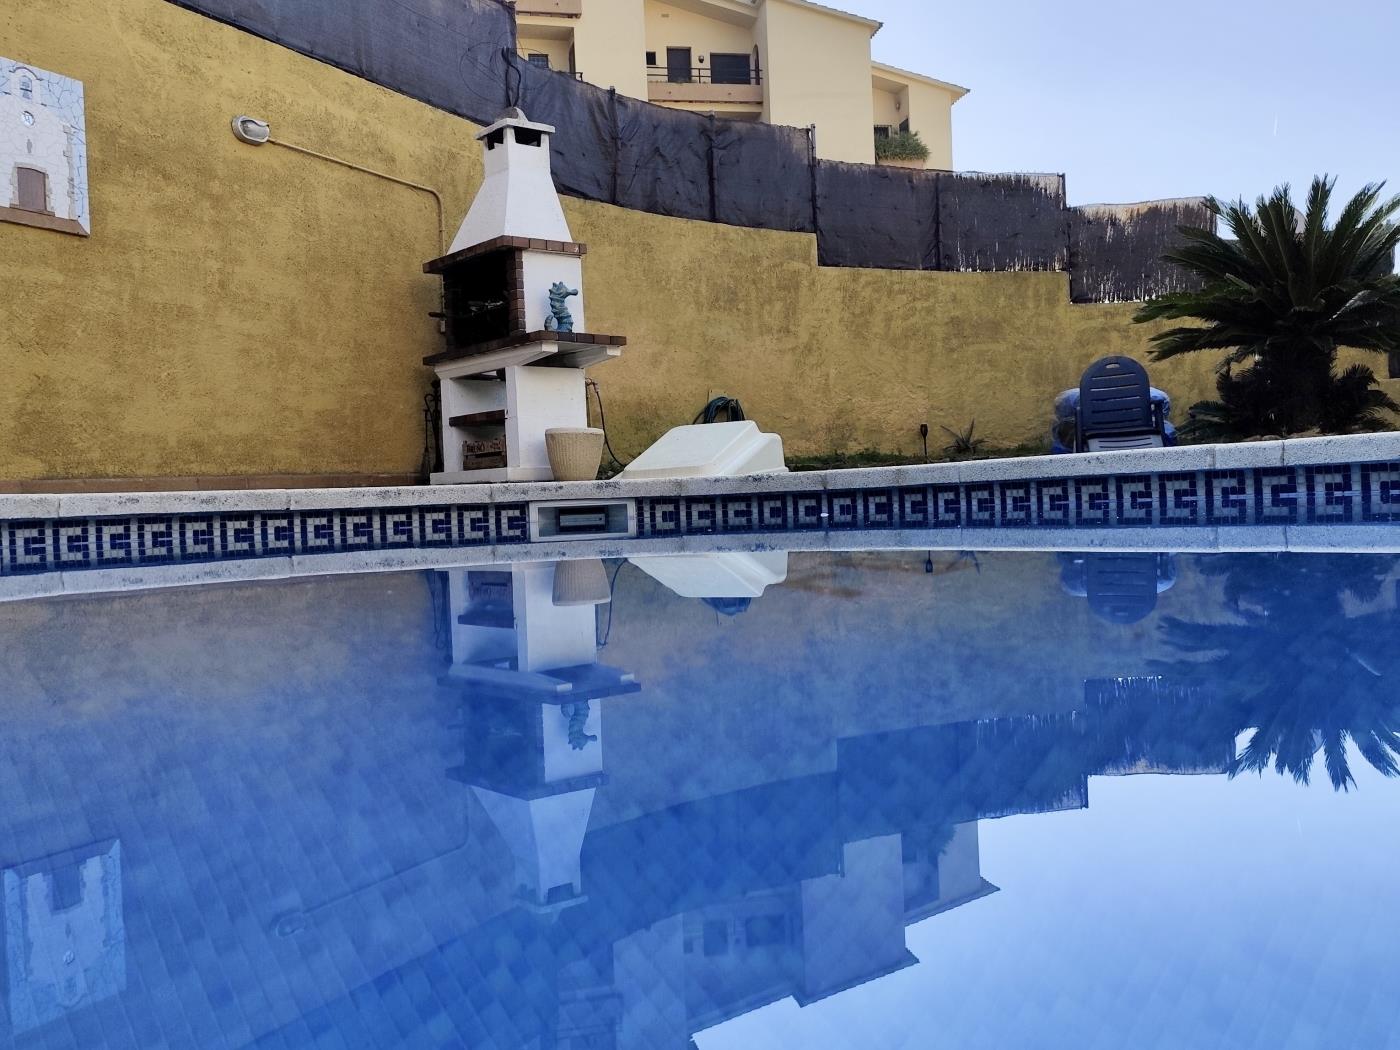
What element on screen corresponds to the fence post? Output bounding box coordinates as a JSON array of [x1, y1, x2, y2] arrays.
[[707, 113, 718, 224], [608, 87, 620, 206], [931, 171, 943, 271], [806, 124, 819, 238]]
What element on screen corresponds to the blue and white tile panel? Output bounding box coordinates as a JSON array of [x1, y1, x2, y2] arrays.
[[5, 433, 1400, 578], [633, 462, 1400, 537], [1, 504, 528, 577]]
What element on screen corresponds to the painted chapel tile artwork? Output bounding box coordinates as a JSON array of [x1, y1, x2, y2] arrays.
[[1, 59, 89, 236]]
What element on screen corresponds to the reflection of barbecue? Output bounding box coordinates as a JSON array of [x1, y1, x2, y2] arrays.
[[562, 701, 598, 750]]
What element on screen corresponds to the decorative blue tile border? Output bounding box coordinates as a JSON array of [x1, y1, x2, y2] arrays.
[[1, 503, 528, 577], [4, 459, 1400, 578], [634, 461, 1400, 537]]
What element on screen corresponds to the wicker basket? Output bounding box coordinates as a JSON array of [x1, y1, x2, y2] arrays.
[[552, 559, 612, 607], [545, 427, 605, 482]]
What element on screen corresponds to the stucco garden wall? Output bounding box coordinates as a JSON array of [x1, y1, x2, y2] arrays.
[[1, 0, 1221, 487]]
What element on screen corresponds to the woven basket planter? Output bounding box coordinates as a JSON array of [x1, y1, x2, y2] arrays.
[[545, 427, 605, 482], [552, 559, 612, 607]]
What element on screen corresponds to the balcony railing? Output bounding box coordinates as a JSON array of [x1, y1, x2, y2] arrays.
[[514, 0, 583, 16], [646, 66, 762, 86]]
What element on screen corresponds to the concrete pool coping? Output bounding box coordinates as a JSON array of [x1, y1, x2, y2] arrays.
[[2, 432, 1400, 602], [2, 432, 1398, 522]]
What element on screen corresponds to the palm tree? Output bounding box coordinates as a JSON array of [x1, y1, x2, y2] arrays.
[[1153, 554, 1400, 791], [1135, 177, 1400, 437]]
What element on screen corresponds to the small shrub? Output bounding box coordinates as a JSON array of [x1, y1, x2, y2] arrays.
[[875, 130, 929, 163], [941, 421, 986, 459]]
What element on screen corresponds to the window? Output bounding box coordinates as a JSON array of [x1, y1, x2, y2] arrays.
[[16, 166, 48, 213], [899, 118, 911, 134], [19, 76, 33, 100], [1389, 350, 1400, 380], [645, 50, 657, 67], [874, 125, 893, 139], [527, 53, 550, 69], [710, 53, 752, 85]]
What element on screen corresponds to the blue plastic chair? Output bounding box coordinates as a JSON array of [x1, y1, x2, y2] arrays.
[[1075, 357, 1166, 452]]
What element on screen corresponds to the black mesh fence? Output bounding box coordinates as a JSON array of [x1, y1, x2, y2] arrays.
[[1069, 200, 1216, 303], [814, 162, 937, 270], [937, 173, 1069, 272], [167, 0, 517, 124], [166, 0, 1211, 301]]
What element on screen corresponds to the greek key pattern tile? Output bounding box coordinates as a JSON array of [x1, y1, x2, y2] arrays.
[[3, 462, 1398, 577], [632, 462, 1400, 537], [1, 503, 526, 577]]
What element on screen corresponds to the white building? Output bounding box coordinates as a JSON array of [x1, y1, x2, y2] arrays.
[[2, 61, 87, 234]]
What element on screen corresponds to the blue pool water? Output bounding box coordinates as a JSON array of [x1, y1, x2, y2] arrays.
[[0, 549, 1397, 1049]]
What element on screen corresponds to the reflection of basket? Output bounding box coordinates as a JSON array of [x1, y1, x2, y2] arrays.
[[552, 559, 611, 607], [545, 428, 604, 482]]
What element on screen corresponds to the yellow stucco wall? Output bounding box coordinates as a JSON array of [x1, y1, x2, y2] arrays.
[[0, 0, 1217, 484]]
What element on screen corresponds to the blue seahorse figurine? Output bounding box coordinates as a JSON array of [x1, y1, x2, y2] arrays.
[[543, 281, 579, 334]]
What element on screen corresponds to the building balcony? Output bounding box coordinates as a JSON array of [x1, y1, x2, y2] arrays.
[[646, 66, 763, 106], [515, 0, 582, 16]]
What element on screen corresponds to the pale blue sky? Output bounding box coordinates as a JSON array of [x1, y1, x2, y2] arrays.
[[864, 0, 1399, 209]]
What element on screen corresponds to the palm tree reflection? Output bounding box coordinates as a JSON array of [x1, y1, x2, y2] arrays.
[[1154, 554, 1400, 791]]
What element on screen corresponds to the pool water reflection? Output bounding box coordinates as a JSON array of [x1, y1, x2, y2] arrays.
[[0, 550, 1396, 1048]]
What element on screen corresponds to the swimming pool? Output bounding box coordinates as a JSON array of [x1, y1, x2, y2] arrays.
[[0, 548, 1396, 1048]]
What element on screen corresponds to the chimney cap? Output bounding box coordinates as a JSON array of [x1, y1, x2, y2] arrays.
[[477, 107, 557, 142]]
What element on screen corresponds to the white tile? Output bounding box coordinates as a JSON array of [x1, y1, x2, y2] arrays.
[[59, 557, 293, 595], [0, 574, 66, 603], [1285, 525, 1400, 552], [1283, 432, 1400, 465], [0, 494, 60, 519], [59, 489, 291, 518], [288, 486, 452, 510], [963, 527, 1219, 552], [819, 466, 908, 490], [1212, 441, 1285, 468], [1214, 525, 1289, 551], [679, 471, 826, 498], [897, 462, 963, 486]]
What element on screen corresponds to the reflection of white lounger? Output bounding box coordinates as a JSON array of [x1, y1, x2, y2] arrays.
[[629, 551, 789, 599]]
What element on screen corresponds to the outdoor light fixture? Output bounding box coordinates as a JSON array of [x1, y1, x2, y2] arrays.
[[230, 115, 271, 145]]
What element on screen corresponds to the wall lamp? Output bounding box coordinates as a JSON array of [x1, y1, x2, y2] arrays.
[[229, 114, 445, 255]]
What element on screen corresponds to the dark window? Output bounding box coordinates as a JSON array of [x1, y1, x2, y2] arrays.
[[899, 118, 911, 134], [874, 125, 892, 139], [1390, 351, 1400, 380], [16, 166, 47, 213], [702, 920, 729, 956], [744, 915, 788, 947], [645, 50, 657, 66], [710, 52, 752, 85], [527, 52, 550, 69], [49, 866, 83, 911], [19, 76, 33, 100], [666, 47, 692, 83]]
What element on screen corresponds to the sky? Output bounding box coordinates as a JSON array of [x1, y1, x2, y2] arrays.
[[862, 0, 1400, 210]]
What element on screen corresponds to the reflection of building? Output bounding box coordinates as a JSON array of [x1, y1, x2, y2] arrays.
[[514, 0, 967, 167], [1, 60, 86, 235], [1, 840, 125, 1034]]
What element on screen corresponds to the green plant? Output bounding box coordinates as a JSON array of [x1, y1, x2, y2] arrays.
[[1153, 555, 1400, 791], [940, 420, 986, 459], [1135, 176, 1400, 437], [875, 130, 929, 163]]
